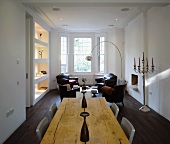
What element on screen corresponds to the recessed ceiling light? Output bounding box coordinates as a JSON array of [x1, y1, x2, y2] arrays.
[[62, 25, 68, 28], [116, 19, 118, 21], [60, 18, 63, 21], [121, 8, 130, 11], [108, 25, 114, 28], [52, 7, 60, 11]]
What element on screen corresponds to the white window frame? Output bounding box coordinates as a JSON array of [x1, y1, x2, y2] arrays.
[[70, 33, 95, 75], [97, 36, 105, 73], [60, 36, 69, 73], [59, 33, 107, 75], [73, 37, 92, 73], [95, 33, 107, 74]]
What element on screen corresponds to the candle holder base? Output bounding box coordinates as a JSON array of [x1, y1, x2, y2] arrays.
[[139, 105, 150, 112]]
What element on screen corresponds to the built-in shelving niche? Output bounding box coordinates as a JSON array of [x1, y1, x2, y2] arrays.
[[33, 22, 49, 103], [35, 79, 48, 99]]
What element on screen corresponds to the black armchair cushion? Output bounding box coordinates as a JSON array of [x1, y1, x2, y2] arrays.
[[69, 79, 77, 84], [69, 77, 78, 81]]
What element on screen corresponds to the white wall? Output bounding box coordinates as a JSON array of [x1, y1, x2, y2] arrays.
[[107, 29, 125, 81], [115, 29, 125, 80], [50, 29, 60, 89], [0, 0, 26, 143], [147, 5, 170, 120], [125, 13, 145, 103], [125, 5, 170, 121]]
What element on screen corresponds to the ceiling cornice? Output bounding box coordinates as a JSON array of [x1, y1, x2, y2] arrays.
[[22, 2, 169, 7], [119, 6, 151, 28]]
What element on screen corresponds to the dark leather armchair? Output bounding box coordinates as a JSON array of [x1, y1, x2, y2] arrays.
[[102, 84, 127, 106], [95, 73, 117, 92], [58, 84, 76, 101], [56, 73, 79, 88]]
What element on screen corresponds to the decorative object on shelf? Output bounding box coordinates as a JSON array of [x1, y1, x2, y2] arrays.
[[36, 72, 43, 77], [80, 112, 90, 143], [85, 41, 123, 79], [81, 90, 87, 110], [39, 32, 42, 37], [39, 49, 43, 58], [82, 78, 87, 90], [41, 71, 47, 74], [39, 87, 47, 90], [134, 52, 155, 112]]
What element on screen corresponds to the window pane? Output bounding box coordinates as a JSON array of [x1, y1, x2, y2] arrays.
[[74, 55, 91, 72], [61, 37, 68, 72], [74, 38, 91, 54], [74, 38, 92, 72], [98, 37, 105, 73], [99, 55, 104, 73], [61, 55, 67, 73], [61, 37, 67, 54]]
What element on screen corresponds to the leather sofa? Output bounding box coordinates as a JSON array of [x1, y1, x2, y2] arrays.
[[95, 73, 117, 92]]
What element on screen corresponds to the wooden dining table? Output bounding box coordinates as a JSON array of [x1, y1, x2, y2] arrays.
[[40, 97, 130, 144]]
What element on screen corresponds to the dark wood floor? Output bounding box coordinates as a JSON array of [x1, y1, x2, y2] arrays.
[[4, 89, 170, 144]]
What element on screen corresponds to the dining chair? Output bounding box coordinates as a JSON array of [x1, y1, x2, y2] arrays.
[[110, 102, 119, 118], [49, 103, 58, 119], [36, 117, 49, 141], [121, 117, 135, 144]]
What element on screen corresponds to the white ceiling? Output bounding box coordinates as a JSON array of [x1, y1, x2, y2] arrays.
[[22, 0, 169, 31]]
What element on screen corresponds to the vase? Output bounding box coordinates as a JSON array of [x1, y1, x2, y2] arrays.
[[81, 91, 87, 108], [80, 112, 90, 142]]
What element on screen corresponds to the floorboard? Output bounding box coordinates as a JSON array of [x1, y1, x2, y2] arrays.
[[3, 89, 170, 144]]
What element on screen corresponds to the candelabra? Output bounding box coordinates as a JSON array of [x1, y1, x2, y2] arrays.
[[134, 52, 155, 112], [39, 49, 43, 58]]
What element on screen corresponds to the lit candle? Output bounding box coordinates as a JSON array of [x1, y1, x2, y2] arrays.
[[134, 57, 136, 66], [152, 57, 154, 66], [139, 57, 140, 66], [143, 52, 144, 61]]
